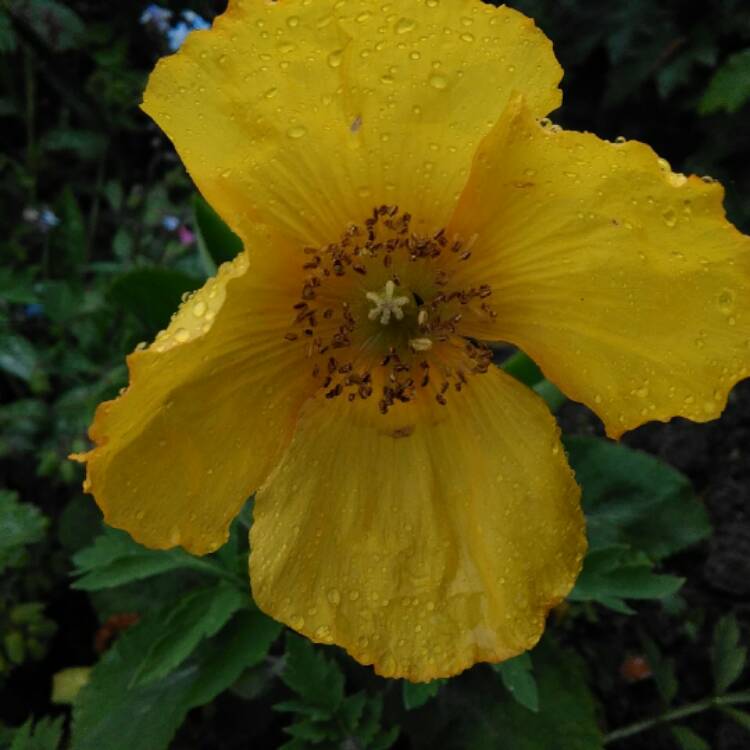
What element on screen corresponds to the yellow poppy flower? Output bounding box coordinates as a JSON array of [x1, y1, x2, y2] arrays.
[[73, 0, 750, 682]]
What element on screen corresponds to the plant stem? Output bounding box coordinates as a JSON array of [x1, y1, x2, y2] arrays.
[[603, 692, 750, 745]]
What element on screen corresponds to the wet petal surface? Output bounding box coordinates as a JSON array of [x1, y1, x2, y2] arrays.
[[250, 366, 584, 681], [451, 98, 750, 437]]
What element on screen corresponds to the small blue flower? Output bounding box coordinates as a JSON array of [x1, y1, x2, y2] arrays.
[[39, 209, 60, 230], [161, 214, 180, 232], [24, 303, 45, 319], [140, 4, 173, 34], [181, 10, 210, 31]]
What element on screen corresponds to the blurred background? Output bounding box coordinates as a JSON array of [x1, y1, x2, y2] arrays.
[[1, 1, 749, 749]]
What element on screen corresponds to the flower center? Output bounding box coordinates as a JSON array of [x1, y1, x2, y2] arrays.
[[366, 280, 410, 325], [284, 206, 496, 414]]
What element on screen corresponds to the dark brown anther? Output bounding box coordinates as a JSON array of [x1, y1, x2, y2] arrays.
[[327, 357, 337, 374], [293, 301, 308, 310], [348, 393, 356, 402], [384, 254, 393, 268], [338, 363, 353, 374], [460, 251, 472, 261], [323, 308, 334, 319], [421, 372, 430, 387], [352, 263, 367, 275], [323, 375, 332, 388], [284, 332, 298, 341], [312, 364, 320, 377], [436, 393, 447, 406]]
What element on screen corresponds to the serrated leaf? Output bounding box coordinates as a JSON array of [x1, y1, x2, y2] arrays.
[[570, 546, 684, 610], [566, 436, 711, 561], [193, 194, 243, 267], [454, 639, 602, 750], [402, 679, 443, 710], [132, 583, 246, 686], [700, 48, 750, 114], [0, 490, 47, 573], [185, 609, 281, 707], [108, 267, 202, 335], [670, 726, 710, 750], [497, 652, 539, 713], [71, 527, 205, 590], [281, 633, 344, 714], [712, 615, 747, 694], [72, 608, 265, 750], [10, 716, 64, 750]]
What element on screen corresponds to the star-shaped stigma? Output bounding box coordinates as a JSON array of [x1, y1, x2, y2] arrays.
[[365, 280, 411, 325]]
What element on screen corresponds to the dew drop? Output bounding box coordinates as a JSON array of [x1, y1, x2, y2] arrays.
[[175, 328, 190, 343], [263, 87, 278, 99], [394, 17, 416, 34], [193, 301, 207, 317], [287, 125, 307, 139], [291, 615, 305, 629], [327, 588, 341, 605], [327, 49, 343, 68], [286, 15, 299, 27], [662, 208, 677, 228], [460, 32, 474, 42], [428, 73, 448, 90]]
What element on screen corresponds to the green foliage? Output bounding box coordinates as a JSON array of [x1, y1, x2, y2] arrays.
[[565, 437, 709, 612], [712, 615, 747, 694], [132, 583, 246, 686], [278, 634, 399, 749], [193, 194, 244, 268], [700, 49, 750, 114], [7, 716, 64, 750], [451, 640, 602, 750], [566, 436, 711, 561], [402, 680, 444, 710], [671, 726, 711, 750], [10, 0, 85, 52], [71, 608, 280, 750], [496, 653, 539, 713], [71, 527, 222, 591], [641, 632, 679, 705], [0, 490, 47, 574], [108, 268, 202, 335]]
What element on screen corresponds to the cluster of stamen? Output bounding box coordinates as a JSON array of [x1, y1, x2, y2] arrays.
[[283, 206, 496, 414]]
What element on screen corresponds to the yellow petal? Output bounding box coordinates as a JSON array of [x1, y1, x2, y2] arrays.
[[142, 0, 562, 245], [450, 98, 750, 438], [76, 235, 313, 554], [250, 366, 584, 682]]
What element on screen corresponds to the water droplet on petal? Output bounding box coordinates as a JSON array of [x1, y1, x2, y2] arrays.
[[287, 125, 307, 139], [429, 74, 448, 90], [394, 17, 416, 34]]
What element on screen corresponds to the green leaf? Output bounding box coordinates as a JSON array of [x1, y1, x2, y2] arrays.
[[185, 609, 281, 707], [566, 436, 711, 562], [496, 652, 539, 713], [700, 49, 750, 115], [71, 527, 208, 590], [281, 633, 345, 714], [712, 615, 747, 694], [71, 616, 199, 750], [454, 639, 602, 750], [570, 546, 684, 612], [719, 706, 750, 732], [0, 334, 39, 383], [9, 717, 64, 750], [108, 267, 202, 334], [0, 490, 47, 574], [402, 679, 443, 710], [72, 607, 270, 750], [132, 583, 246, 686], [193, 194, 243, 268], [501, 351, 544, 386], [641, 633, 679, 704], [670, 726, 710, 750]]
